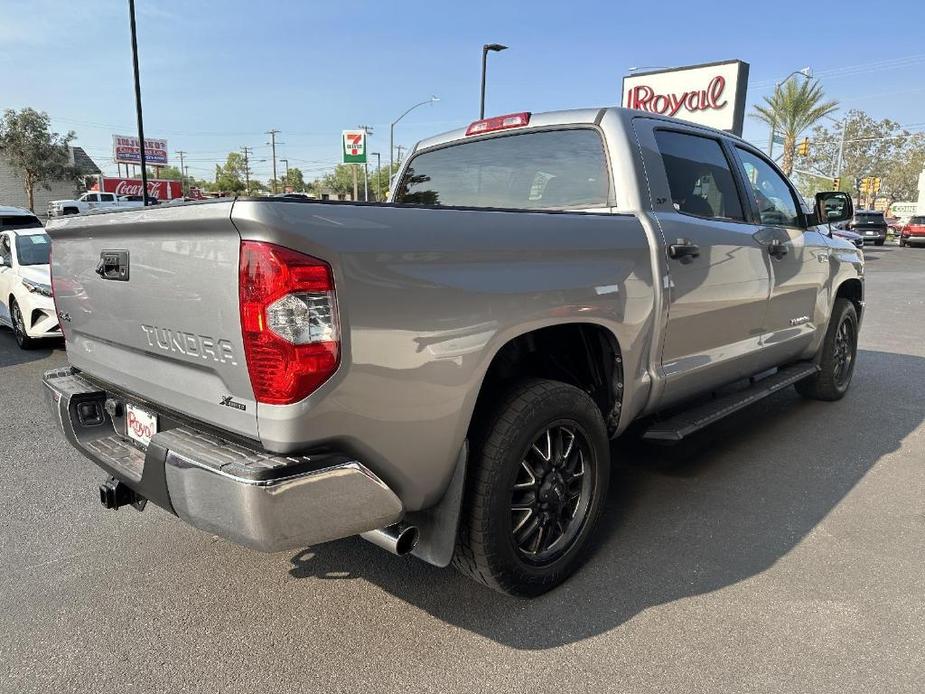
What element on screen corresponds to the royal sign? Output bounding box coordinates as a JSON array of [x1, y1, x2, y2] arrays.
[[621, 60, 750, 135], [91, 177, 183, 201], [112, 134, 169, 166], [342, 130, 366, 164]]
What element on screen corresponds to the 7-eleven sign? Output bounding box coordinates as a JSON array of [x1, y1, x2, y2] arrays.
[[342, 130, 366, 164]]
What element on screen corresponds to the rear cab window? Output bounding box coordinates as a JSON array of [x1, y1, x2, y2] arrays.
[[394, 128, 610, 210], [0, 214, 42, 232]]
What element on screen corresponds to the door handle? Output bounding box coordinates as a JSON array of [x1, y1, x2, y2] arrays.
[[767, 239, 788, 259], [668, 239, 700, 262]]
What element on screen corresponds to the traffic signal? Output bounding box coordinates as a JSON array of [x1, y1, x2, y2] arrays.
[[797, 137, 810, 157], [832, 177, 840, 190], [859, 177, 869, 194], [873, 177, 882, 193]]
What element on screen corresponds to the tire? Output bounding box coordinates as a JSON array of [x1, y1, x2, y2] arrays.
[[795, 298, 858, 401], [63, 208, 78, 215], [10, 299, 38, 350], [875, 239, 884, 246], [452, 378, 610, 597]]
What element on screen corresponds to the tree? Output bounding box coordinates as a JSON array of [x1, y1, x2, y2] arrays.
[[316, 163, 364, 197], [154, 165, 183, 180], [0, 107, 77, 211], [802, 110, 925, 210], [752, 80, 838, 176], [280, 166, 307, 192], [368, 162, 403, 201], [214, 152, 247, 194]]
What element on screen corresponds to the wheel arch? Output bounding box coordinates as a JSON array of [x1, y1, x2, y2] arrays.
[[468, 321, 625, 440], [835, 277, 864, 319]]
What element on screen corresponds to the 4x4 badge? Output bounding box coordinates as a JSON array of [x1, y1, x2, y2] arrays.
[[219, 395, 246, 411]]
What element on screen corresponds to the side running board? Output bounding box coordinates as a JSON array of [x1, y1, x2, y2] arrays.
[[642, 362, 820, 443]]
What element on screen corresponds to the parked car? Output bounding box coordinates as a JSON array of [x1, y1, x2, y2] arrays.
[[43, 108, 863, 596], [0, 216, 59, 348], [844, 210, 888, 245], [899, 215, 925, 247], [831, 226, 864, 248], [46, 191, 152, 217]]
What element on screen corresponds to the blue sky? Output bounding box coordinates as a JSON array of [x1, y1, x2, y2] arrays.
[[2, 0, 924, 182]]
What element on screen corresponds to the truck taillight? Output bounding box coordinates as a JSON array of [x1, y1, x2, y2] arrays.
[[465, 112, 531, 136], [239, 241, 339, 405]]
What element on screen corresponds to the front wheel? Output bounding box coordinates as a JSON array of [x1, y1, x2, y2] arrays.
[[796, 298, 858, 401], [453, 379, 610, 596], [10, 299, 39, 350]]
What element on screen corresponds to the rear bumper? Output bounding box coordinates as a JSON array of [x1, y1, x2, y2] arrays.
[[43, 367, 404, 552]]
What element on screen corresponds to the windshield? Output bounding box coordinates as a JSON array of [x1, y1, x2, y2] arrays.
[[14, 232, 51, 266], [0, 214, 42, 232]]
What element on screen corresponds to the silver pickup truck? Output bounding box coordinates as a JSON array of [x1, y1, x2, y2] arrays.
[[43, 107, 863, 596]]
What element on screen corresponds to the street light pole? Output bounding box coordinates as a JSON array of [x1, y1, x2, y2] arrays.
[[767, 67, 812, 159], [127, 0, 149, 206], [370, 152, 381, 201], [266, 129, 280, 193], [280, 158, 289, 191], [390, 96, 439, 182], [480, 43, 508, 119], [176, 150, 186, 196]]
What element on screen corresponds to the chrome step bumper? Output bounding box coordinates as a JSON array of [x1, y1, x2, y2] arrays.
[[43, 367, 404, 552]]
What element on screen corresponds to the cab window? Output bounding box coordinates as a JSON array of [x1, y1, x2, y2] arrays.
[[654, 130, 744, 221], [735, 148, 802, 227], [395, 129, 610, 210]]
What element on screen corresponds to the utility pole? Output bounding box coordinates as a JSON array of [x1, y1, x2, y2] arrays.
[[176, 150, 187, 196], [280, 158, 289, 191], [241, 146, 253, 194], [266, 129, 280, 193], [127, 0, 149, 206], [371, 151, 381, 201], [396, 144, 406, 163], [358, 124, 374, 202]]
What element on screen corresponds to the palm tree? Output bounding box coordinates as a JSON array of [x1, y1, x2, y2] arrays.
[[752, 80, 838, 176]]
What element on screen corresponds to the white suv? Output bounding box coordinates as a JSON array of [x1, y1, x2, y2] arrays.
[[0, 207, 59, 349]]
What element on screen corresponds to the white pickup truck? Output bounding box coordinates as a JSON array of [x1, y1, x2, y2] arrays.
[[46, 192, 156, 217]]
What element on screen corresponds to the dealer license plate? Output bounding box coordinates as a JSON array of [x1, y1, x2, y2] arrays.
[[125, 403, 158, 448]]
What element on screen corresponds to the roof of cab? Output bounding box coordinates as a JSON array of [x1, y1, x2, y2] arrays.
[[411, 106, 752, 153]]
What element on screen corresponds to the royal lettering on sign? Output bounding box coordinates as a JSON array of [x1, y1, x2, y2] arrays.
[[621, 60, 750, 135], [625, 76, 728, 117]]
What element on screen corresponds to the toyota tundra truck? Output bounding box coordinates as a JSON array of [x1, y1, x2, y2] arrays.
[[43, 108, 863, 596]]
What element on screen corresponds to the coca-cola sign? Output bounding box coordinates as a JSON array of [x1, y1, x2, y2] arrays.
[[91, 177, 182, 200], [621, 60, 749, 135]]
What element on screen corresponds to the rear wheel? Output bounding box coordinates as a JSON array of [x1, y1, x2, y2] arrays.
[[795, 298, 858, 401], [453, 379, 610, 596], [10, 299, 38, 350], [875, 238, 885, 246]]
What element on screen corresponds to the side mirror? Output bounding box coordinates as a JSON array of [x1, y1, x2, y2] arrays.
[[815, 191, 853, 226]]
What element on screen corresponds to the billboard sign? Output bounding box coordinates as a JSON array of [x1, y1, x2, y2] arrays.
[[112, 134, 169, 166], [91, 177, 182, 200], [621, 60, 750, 135], [342, 130, 366, 164]]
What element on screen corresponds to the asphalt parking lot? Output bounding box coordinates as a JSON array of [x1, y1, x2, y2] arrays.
[[1, 244, 923, 694]]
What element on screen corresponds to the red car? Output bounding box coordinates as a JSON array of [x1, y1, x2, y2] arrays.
[[900, 215, 925, 247]]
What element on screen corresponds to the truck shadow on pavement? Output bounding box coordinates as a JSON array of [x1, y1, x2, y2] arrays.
[[290, 348, 923, 650], [0, 330, 64, 367]]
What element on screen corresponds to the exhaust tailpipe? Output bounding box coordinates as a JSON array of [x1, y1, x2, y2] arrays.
[[361, 523, 419, 556]]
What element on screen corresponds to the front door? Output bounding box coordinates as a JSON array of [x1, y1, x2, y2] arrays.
[[0, 233, 13, 324], [641, 125, 772, 407], [733, 146, 826, 362]]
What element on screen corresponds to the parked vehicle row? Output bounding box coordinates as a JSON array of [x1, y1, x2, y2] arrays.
[[42, 107, 864, 596], [47, 191, 159, 217], [0, 206, 58, 348]]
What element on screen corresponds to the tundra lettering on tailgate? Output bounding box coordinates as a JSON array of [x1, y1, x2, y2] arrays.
[[140, 324, 237, 365]]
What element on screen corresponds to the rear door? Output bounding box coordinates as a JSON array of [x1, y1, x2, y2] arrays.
[[730, 146, 827, 362], [46, 201, 258, 438], [636, 122, 772, 406]]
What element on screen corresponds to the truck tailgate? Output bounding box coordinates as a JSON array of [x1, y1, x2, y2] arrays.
[[45, 202, 257, 439]]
